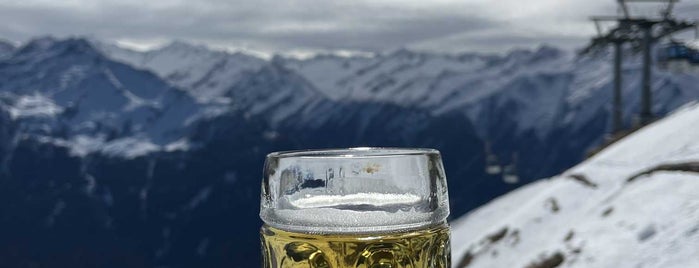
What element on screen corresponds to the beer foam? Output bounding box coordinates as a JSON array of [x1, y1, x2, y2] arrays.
[[288, 193, 422, 209], [261, 192, 449, 234]]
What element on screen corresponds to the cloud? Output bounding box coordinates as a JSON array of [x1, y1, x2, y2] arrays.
[[0, 0, 696, 54]]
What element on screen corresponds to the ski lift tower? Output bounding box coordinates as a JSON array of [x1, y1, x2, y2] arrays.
[[581, 0, 696, 132]]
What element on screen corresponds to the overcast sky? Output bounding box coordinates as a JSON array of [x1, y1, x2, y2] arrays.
[[0, 0, 697, 56]]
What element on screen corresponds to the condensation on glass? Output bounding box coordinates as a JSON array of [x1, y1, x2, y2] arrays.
[[260, 147, 451, 268]]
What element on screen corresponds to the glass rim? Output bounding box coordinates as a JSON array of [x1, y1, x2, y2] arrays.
[[266, 147, 440, 159]]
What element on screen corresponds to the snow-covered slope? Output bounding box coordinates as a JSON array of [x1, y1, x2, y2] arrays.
[[451, 102, 699, 268]]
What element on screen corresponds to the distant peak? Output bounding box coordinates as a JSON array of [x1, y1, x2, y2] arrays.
[[504, 47, 533, 58], [21, 36, 58, 50], [228, 50, 262, 60], [0, 39, 15, 57], [160, 40, 211, 52], [534, 44, 563, 56], [0, 39, 16, 49], [387, 47, 420, 58], [15, 36, 100, 59], [164, 40, 192, 48], [49, 38, 95, 53], [502, 44, 565, 62]]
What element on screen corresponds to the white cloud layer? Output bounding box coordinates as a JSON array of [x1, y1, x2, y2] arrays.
[[0, 0, 696, 54]]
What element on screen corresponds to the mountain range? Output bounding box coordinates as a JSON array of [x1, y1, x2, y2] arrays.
[[0, 36, 697, 267], [96, 39, 699, 179]]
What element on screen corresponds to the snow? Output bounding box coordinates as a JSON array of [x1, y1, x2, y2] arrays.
[[100, 137, 161, 158], [589, 101, 699, 166], [102, 67, 154, 111], [450, 102, 699, 268], [6, 94, 63, 119], [164, 138, 191, 152], [61, 135, 106, 157], [59, 65, 88, 89], [39, 135, 161, 159], [53, 136, 189, 159], [280, 55, 375, 100]]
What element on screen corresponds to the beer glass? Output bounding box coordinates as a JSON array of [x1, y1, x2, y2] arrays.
[[260, 148, 451, 268]]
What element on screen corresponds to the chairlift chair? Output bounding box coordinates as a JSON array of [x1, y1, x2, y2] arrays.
[[484, 141, 502, 175], [486, 154, 502, 175], [658, 28, 699, 71], [502, 153, 519, 184]]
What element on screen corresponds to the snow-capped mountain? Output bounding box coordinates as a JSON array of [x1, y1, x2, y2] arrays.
[[92, 38, 699, 195], [0, 37, 204, 157], [100, 40, 699, 181], [451, 101, 699, 268], [96, 41, 266, 103], [286, 46, 697, 133], [223, 60, 325, 125]]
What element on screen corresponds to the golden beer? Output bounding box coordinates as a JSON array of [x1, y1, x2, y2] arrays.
[[261, 224, 450, 268], [260, 148, 451, 268]]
